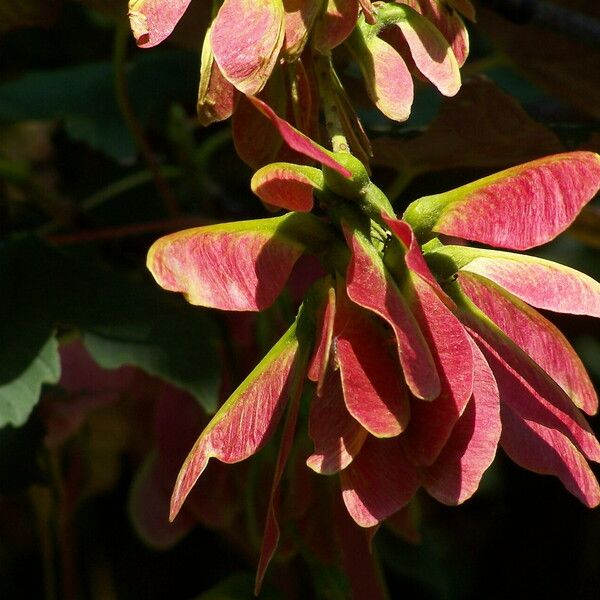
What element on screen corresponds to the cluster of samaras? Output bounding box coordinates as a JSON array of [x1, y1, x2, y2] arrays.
[[129, 0, 600, 592]]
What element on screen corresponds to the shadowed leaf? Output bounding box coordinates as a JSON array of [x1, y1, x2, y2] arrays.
[[422, 339, 500, 504]]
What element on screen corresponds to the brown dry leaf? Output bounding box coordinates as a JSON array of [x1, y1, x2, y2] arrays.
[[372, 76, 562, 175], [0, 0, 63, 33], [477, 1, 600, 119]]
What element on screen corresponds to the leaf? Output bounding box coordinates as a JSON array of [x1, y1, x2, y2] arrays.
[[389, 5, 461, 96], [282, 0, 323, 59], [247, 97, 352, 177], [500, 403, 600, 508], [343, 224, 441, 400], [459, 272, 598, 415], [422, 339, 501, 505], [451, 286, 600, 463], [335, 288, 410, 438], [147, 213, 332, 311], [307, 369, 368, 474], [0, 0, 62, 33], [0, 238, 221, 413], [313, 0, 359, 52], [348, 23, 414, 122], [251, 163, 324, 212], [197, 26, 237, 127], [0, 51, 199, 161], [0, 334, 60, 428], [404, 152, 600, 250], [340, 436, 420, 527], [211, 0, 285, 96], [128, 0, 193, 47], [400, 273, 474, 466], [431, 244, 600, 318], [372, 78, 562, 176], [169, 322, 300, 521]]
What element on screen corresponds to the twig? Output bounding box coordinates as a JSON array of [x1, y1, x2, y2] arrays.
[[113, 20, 180, 215]]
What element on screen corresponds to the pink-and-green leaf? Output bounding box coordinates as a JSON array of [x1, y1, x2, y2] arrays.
[[422, 339, 500, 504], [147, 213, 331, 312], [500, 403, 600, 508], [446, 0, 476, 21], [452, 288, 600, 463], [232, 78, 285, 169], [211, 0, 285, 96], [335, 287, 411, 438], [307, 369, 368, 474], [340, 437, 420, 527], [255, 349, 306, 594], [400, 273, 474, 466], [404, 152, 600, 250], [343, 224, 441, 400], [251, 163, 324, 212], [388, 5, 461, 96], [169, 322, 300, 521], [307, 282, 336, 392], [313, 0, 360, 51], [197, 27, 237, 126], [460, 271, 598, 414], [128, 0, 192, 48], [432, 245, 600, 318], [348, 22, 414, 122], [398, 0, 470, 66], [282, 0, 323, 59], [248, 97, 352, 177], [382, 216, 448, 299]]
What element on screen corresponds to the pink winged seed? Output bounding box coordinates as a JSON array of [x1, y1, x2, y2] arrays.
[[500, 403, 600, 508], [460, 272, 598, 414], [169, 328, 299, 521], [307, 284, 336, 392], [211, 0, 285, 96], [335, 292, 411, 438], [340, 436, 420, 527], [393, 7, 461, 96], [307, 370, 368, 474], [357, 35, 414, 122], [343, 224, 441, 400], [382, 216, 449, 299], [128, 0, 193, 48], [434, 152, 600, 250], [464, 320, 600, 464], [251, 163, 323, 212], [255, 358, 304, 594], [400, 273, 474, 466], [313, 0, 360, 51], [147, 219, 306, 311], [459, 252, 600, 319], [282, 0, 322, 58], [198, 33, 237, 127], [248, 97, 352, 177], [422, 339, 501, 505]]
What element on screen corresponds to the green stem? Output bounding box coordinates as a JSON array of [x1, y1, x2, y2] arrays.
[[385, 168, 414, 203], [314, 53, 350, 154], [113, 20, 180, 216]]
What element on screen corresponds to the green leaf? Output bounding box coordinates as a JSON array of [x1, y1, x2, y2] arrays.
[[0, 238, 221, 415], [0, 414, 46, 492], [0, 334, 60, 427], [0, 50, 198, 160]]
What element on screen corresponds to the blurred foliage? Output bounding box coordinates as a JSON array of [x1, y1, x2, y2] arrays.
[[0, 1, 598, 599]]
